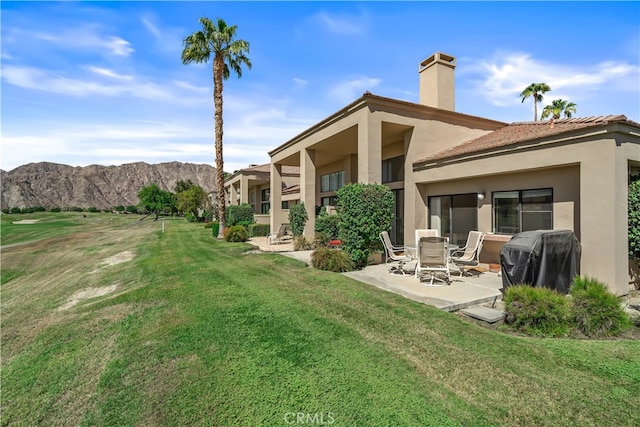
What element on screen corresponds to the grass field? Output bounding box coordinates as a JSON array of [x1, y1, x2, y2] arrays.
[[2, 212, 639, 426]]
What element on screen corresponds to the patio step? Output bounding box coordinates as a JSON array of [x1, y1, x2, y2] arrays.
[[460, 306, 505, 323]]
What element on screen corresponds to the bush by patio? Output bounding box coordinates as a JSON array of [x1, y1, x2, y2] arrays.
[[224, 225, 248, 242], [504, 285, 572, 337], [570, 276, 631, 337], [293, 235, 312, 251], [248, 223, 270, 237], [226, 204, 255, 227], [336, 183, 394, 269], [315, 210, 339, 240], [311, 247, 354, 272], [288, 203, 308, 236]]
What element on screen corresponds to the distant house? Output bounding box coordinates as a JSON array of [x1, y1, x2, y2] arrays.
[[264, 52, 639, 295], [223, 163, 299, 224]]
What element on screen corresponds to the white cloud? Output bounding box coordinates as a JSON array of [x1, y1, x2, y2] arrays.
[[312, 11, 367, 36], [142, 16, 161, 38], [467, 52, 640, 108], [1, 64, 208, 105], [0, 121, 214, 171], [140, 14, 186, 56], [86, 66, 134, 81], [293, 77, 308, 88], [33, 26, 133, 57], [329, 77, 382, 104]]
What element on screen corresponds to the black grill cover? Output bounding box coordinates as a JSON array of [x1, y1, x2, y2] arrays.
[[500, 230, 581, 294]]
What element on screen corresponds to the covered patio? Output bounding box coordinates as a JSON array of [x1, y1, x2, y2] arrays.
[[247, 237, 503, 312]]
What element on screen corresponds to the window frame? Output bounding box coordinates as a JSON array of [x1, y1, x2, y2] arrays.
[[320, 170, 345, 192], [382, 155, 405, 184], [492, 188, 553, 234]]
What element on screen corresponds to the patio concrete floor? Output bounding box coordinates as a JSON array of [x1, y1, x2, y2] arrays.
[[248, 237, 504, 312]]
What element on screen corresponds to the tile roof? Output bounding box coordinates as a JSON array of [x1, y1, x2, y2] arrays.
[[282, 184, 300, 195], [236, 163, 300, 176], [414, 115, 639, 166]]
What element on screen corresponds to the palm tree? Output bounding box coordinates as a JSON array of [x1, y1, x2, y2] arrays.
[[520, 83, 552, 121], [182, 17, 251, 238], [541, 99, 578, 120]]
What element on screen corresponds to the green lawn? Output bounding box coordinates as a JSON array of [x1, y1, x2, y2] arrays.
[[1, 213, 639, 426]]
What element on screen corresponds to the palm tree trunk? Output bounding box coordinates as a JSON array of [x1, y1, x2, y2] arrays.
[[213, 54, 225, 238], [533, 92, 538, 121]]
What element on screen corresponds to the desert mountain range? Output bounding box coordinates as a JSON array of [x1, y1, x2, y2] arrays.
[[1, 161, 217, 210]]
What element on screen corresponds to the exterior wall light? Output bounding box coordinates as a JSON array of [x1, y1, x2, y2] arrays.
[[477, 192, 485, 201]]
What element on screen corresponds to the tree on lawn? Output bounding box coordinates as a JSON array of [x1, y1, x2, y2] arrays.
[[138, 184, 175, 220], [541, 99, 577, 120], [520, 83, 552, 121], [176, 185, 209, 221], [181, 17, 251, 238]]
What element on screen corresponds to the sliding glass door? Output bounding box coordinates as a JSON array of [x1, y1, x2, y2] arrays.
[[390, 189, 404, 245], [428, 193, 477, 246]]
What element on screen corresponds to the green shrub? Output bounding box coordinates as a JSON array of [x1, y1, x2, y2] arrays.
[[570, 276, 631, 337], [1, 208, 9, 214], [204, 221, 213, 229], [224, 225, 248, 242], [185, 212, 197, 222], [126, 205, 138, 214], [289, 203, 308, 236], [311, 248, 354, 272], [10, 207, 21, 214], [504, 285, 571, 337], [248, 223, 270, 237], [211, 222, 220, 238], [293, 235, 312, 251], [313, 233, 330, 248], [336, 183, 394, 269], [49, 207, 61, 212], [315, 210, 340, 240], [226, 204, 255, 227]]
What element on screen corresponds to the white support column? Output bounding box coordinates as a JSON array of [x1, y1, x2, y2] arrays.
[[229, 183, 238, 206], [301, 148, 316, 237], [270, 163, 284, 233], [240, 175, 249, 205], [579, 148, 627, 295], [357, 112, 382, 184]]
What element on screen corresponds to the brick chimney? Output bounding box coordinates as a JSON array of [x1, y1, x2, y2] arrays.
[[419, 52, 456, 111]]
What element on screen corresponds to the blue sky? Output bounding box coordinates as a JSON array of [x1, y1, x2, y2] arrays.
[[2, 1, 639, 173]]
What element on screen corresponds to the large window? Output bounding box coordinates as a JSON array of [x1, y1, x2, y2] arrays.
[[249, 191, 256, 213], [382, 156, 404, 184], [428, 193, 478, 246], [261, 189, 270, 215], [321, 171, 345, 192], [320, 196, 337, 207], [493, 189, 552, 234]]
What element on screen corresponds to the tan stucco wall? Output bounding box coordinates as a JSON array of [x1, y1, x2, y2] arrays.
[[416, 166, 580, 264], [410, 130, 640, 295], [270, 101, 500, 238]]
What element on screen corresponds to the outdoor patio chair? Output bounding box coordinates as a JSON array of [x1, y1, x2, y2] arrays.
[[450, 231, 485, 276], [380, 231, 415, 275], [415, 236, 451, 286], [267, 223, 292, 245], [414, 229, 439, 247]]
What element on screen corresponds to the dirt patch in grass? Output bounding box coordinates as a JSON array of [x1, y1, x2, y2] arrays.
[[58, 284, 119, 311], [12, 219, 40, 224], [101, 251, 135, 266]]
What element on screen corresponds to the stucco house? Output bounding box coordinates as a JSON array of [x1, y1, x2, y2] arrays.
[[223, 163, 299, 225], [264, 52, 640, 295]]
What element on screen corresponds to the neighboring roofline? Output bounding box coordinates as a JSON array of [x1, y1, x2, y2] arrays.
[[224, 163, 300, 184], [268, 92, 507, 158], [413, 115, 640, 170]]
